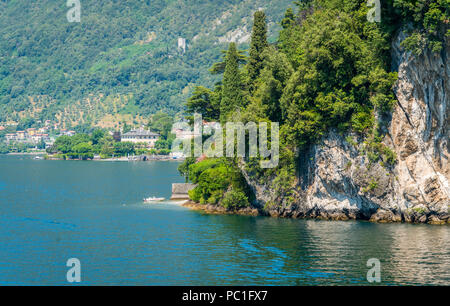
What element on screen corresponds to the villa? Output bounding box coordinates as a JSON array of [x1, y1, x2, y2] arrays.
[[121, 128, 160, 148]]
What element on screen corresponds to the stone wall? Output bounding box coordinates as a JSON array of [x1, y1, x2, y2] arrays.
[[171, 183, 197, 200]]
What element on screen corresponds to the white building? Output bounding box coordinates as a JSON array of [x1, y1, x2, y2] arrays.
[[5, 133, 17, 143], [178, 37, 186, 54], [121, 128, 160, 148], [30, 134, 50, 144]]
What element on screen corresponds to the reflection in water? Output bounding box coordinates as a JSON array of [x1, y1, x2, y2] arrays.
[[0, 155, 448, 285], [162, 214, 449, 285], [388, 225, 449, 285]]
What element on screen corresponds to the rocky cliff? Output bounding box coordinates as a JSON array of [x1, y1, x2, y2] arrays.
[[242, 31, 449, 224]]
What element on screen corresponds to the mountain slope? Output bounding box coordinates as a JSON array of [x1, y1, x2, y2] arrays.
[[0, 0, 293, 129]]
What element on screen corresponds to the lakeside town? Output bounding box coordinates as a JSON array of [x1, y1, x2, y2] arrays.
[[0, 120, 69, 154], [0, 118, 220, 161]]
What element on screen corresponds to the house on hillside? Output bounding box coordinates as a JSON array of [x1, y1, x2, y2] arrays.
[[26, 128, 37, 136], [30, 134, 50, 144], [5, 133, 16, 143], [16, 131, 26, 140]]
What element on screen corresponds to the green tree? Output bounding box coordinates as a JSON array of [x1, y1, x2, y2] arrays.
[[187, 158, 251, 207], [248, 10, 269, 89], [16, 117, 35, 131], [281, 7, 295, 29], [122, 122, 131, 134], [278, 8, 301, 64], [114, 142, 135, 156], [252, 47, 293, 123], [91, 129, 105, 145], [73, 142, 93, 154], [293, 0, 313, 10], [148, 112, 173, 139], [210, 50, 247, 75], [100, 144, 114, 158], [68, 142, 94, 160], [70, 134, 92, 147], [280, 6, 397, 148], [178, 157, 197, 182], [155, 139, 171, 150], [98, 134, 115, 158], [392, 0, 449, 54], [221, 190, 250, 210], [51, 135, 73, 154], [186, 86, 220, 121], [0, 143, 9, 154], [220, 43, 244, 122]]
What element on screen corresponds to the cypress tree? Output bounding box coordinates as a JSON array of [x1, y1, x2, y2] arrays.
[[278, 8, 296, 56], [281, 8, 295, 30], [220, 43, 242, 122], [248, 10, 268, 89]]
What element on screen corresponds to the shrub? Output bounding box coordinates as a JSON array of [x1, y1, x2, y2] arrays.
[[186, 158, 251, 206], [381, 146, 397, 167], [221, 190, 250, 210], [188, 188, 202, 203], [188, 159, 223, 184], [362, 178, 378, 193]]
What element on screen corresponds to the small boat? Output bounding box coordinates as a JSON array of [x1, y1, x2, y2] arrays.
[[144, 197, 166, 203]]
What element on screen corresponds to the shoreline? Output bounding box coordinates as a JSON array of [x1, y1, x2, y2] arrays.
[[182, 201, 259, 217], [182, 201, 449, 225], [46, 155, 184, 162], [2, 153, 183, 162], [6, 152, 45, 155]]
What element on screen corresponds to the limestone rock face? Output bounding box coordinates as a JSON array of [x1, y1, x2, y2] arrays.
[[388, 31, 449, 221], [242, 31, 449, 224]]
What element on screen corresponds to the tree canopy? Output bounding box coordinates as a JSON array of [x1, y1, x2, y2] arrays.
[[0, 0, 294, 128]]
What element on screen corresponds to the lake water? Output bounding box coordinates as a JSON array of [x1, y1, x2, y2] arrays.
[[0, 155, 448, 285]]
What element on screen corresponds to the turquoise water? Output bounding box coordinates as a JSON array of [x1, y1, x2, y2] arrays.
[[0, 155, 448, 285]]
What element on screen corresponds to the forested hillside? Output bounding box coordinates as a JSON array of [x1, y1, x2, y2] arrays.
[[0, 0, 292, 129]]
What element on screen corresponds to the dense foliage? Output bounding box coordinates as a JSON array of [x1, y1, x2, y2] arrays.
[[0, 141, 40, 154], [220, 43, 246, 122], [0, 0, 293, 127], [248, 10, 269, 91], [392, 0, 449, 54], [187, 158, 251, 208]]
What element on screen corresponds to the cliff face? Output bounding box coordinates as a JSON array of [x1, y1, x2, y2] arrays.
[[387, 31, 449, 222], [243, 31, 449, 224]]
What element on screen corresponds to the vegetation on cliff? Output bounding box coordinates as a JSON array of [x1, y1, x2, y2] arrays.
[[187, 159, 252, 209], [180, 0, 449, 210], [392, 0, 449, 55]]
